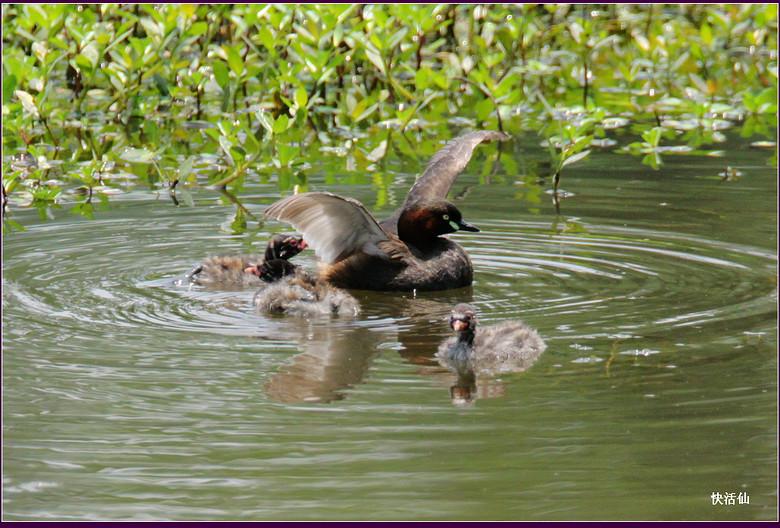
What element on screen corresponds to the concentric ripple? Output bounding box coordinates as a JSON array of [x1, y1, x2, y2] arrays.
[[2, 193, 777, 522], [467, 219, 776, 340], [2, 208, 775, 352]]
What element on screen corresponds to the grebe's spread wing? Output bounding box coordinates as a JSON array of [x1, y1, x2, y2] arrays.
[[406, 130, 509, 204], [265, 192, 391, 264], [380, 130, 509, 233]]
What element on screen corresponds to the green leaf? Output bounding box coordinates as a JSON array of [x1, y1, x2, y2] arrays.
[[256, 26, 276, 52], [475, 98, 494, 122], [219, 82, 231, 112], [180, 4, 196, 18], [690, 41, 704, 61], [562, 149, 591, 167], [231, 208, 247, 233], [294, 86, 308, 109], [366, 139, 388, 162], [389, 77, 414, 101], [354, 102, 378, 122], [333, 24, 344, 47], [75, 54, 93, 74], [218, 136, 236, 166], [178, 187, 195, 207], [212, 60, 230, 89], [14, 90, 39, 117], [395, 105, 415, 123], [276, 143, 300, 167], [120, 147, 156, 164], [139, 17, 163, 38], [569, 22, 584, 44], [700, 22, 713, 46], [3, 74, 18, 104], [689, 73, 710, 95], [140, 3, 164, 24], [152, 73, 169, 96], [494, 72, 519, 98], [641, 151, 662, 170], [25, 4, 49, 30], [755, 87, 777, 107], [226, 45, 244, 76], [257, 110, 274, 134], [273, 114, 290, 134], [71, 201, 95, 220], [3, 218, 25, 233], [145, 119, 160, 145], [641, 127, 663, 147], [415, 68, 430, 91], [364, 47, 386, 75], [80, 42, 100, 70], [568, 135, 593, 155], [189, 21, 208, 37], [178, 156, 195, 180], [632, 31, 650, 52]]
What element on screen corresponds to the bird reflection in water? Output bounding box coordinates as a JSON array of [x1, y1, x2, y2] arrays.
[[262, 321, 394, 404]]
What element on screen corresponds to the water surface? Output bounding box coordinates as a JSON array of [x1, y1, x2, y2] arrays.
[[2, 133, 777, 520]]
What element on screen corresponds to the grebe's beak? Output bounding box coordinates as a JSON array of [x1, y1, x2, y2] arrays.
[[453, 218, 479, 232]]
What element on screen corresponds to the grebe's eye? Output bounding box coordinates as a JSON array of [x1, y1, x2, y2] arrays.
[[442, 214, 450, 221]]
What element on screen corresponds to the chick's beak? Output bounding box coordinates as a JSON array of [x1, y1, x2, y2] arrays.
[[451, 318, 470, 332]]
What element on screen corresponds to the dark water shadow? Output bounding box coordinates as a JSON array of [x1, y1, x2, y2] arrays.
[[258, 286, 548, 406], [262, 321, 392, 404]]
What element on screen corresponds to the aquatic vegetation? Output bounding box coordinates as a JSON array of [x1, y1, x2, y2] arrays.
[[2, 4, 777, 229]]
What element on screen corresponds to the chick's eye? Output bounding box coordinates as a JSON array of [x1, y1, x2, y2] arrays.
[[442, 214, 450, 221]]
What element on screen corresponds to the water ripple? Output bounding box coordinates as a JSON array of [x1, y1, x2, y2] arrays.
[[3, 213, 775, 346], [467, 222, 776, 337]]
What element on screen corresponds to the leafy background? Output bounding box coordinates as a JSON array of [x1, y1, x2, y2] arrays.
[[2, 4, 777, 231]]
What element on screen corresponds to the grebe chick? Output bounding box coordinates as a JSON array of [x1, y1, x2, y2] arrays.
[[246, 260, 360, 317], [437, 303, 546, 375], [185, 234, 306, 286]]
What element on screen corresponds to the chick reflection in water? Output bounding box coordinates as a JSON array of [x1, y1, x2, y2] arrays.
[[245, 254, 371, 403], [437, 304, 546, 406], [263, 324, 391, 404]]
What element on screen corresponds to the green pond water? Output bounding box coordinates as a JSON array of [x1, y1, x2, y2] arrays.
[[2, 132, 777, 521]]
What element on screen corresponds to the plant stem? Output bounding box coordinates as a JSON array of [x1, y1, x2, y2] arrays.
[[454, 76, 504, 132], [209, 149, 263, 189]]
